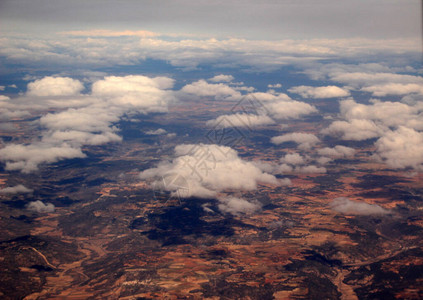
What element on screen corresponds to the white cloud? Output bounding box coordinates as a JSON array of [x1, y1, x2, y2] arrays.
[[209, 74, 234, 82], [0, 75, 176, 172], [280, 153, 305, 165], [206, 113, 274, 129], [321, 119, 385, 141], [268, 83, 282, 88], [40, 107, 119, 133], [375, 126, 423, 171], [139, 144, 280, 199], [0, 143, 86, 173], [330, 72, 423, 88], [42, 130, 122, 146], [27, 76, 84, 97], [0, 184, 33, 194], [146, 128, 167, 135], [271, 132, 320, 149], [217, 196, 262, 216], [295, 165, 327, 174], [92, 75, 175, 113], [266, 99, 318, 120], [330, 197, 390, 215], [288, 85, 350, 99], [317, 145, 356, 158], [361, 83, 423, 97], [322, 98, 423, 141], [27, 200, 55, 213], [180, 80, 241, 100]]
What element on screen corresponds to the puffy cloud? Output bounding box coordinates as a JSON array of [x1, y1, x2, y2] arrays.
[[317, 145, 356, 158], [330, 197, 390, 215], [41, 130, 122, 146], [217, 196, 262, 216], [288, 85, 350, 99], [330, 72, 423, 88], [40, 107, 119, 133], [206, 113, 274, 129], [278, 153, 327, 173], [139, 144, 280, 199], [268, 83, 282, 88], [0, 184, 33, 194], [322, 98, 423, 141], [180, 80, 241, 100], [271, 132, 320, 149], [295, 165, 327, 174], [92, 75, 175, 112], [0, 143, 86, 173], [321, 119, 385, 141], [0, 75, 175, 172], [280, 153, 305, 165], [266, 99, 317, 120], [374, 126, 423, 171], [27, 200, 55, 213], [27, 76, 84, 97], [146, 128, 167, 135], [361, 83, 423, 97], [209, 74, 234, 82]]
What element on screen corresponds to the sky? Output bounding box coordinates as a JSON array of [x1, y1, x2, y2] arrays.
[[0, 0, 421, 39]]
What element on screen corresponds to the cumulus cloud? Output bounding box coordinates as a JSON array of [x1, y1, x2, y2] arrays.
[[330, 72, 423, 88], [271, 132, 320, 150], [217, 196, 262, 216], [0, 143, 86, 173], [322, 98, 423, 142], [208, 74, 234, 82], [268, 83, 282, 88], [0, 75, 175, 172], [139, 144, 280, 199], [280, 153, 305, 165], [288, 85, 350, 99], [317, 145, 356, 158], [361, 83, 423, 97], [146, 128, 167, 135], [295, 165, 327, 174], [266, 99, 317, 120], [374, 126, 423, 171], [330, 197, 390, 215], [278, 153, 326, 174], [229, 92, 317, 121], [27, 200, 55, 213], [27, 76, 84, 97], [206, 113, 275, 129], [322, 119, 384, 141], [180, 80, 241, 100], [0, 184, 33, 194], [92, 75, 175, 112]]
